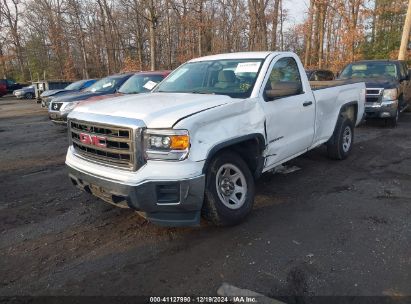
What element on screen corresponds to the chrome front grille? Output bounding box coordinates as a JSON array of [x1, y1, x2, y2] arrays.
[[70, 120, 137, 170], [366, 88, 383, 104]]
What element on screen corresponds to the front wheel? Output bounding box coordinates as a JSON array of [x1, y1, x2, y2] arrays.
[[327, 116, 354, 160], [386, 106, 399, 128], [202, 151, 255, 226]]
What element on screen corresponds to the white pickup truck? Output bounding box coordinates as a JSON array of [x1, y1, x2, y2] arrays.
[[66, 52, 365, 227]]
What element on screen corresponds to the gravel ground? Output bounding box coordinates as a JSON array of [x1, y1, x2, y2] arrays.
[[0, 96, 410, 300]]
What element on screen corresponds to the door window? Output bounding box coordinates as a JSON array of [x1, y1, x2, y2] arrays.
[[264, 57, 303, 101], [400, 63, 408, 80], [326, 71, 335, 80]]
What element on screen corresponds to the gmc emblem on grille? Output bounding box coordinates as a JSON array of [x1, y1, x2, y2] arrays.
[[79, 133, 107, 148]]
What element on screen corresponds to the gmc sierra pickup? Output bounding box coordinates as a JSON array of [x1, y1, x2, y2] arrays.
[[66, 52, 365, 227]]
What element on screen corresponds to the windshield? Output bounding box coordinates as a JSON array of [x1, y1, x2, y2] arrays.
[[65, 80, 85, 90], [85, 77, 120, 93], [119, 74, 165, 94], [154, 59, 264, 98], [340, 62, 397, 80]]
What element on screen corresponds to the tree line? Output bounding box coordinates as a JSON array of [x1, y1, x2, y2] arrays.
[[0, 0, 409, 82]]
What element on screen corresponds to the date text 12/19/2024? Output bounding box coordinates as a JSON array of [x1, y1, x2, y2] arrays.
[[150, 296, 259, 303]]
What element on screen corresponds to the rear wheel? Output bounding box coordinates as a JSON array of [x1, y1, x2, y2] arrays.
[[202, 151, 255, 226], [327, 116, 354, 160], [24, 92, 33, 99]]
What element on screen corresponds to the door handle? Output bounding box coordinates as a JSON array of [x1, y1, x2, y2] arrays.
[[303, 101, 313, 107]]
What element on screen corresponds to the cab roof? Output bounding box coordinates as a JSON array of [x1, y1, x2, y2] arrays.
[[353, 59, 405, 64], [189, 51, 280, 62]]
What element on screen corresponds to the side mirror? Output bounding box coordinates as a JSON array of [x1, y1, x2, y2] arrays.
[[265, 82, 302, 101]]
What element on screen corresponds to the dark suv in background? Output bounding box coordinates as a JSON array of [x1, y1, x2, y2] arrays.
[[338, 60, 411, 127]]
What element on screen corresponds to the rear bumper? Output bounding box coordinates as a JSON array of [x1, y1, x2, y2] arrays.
[[364, 100, 398, 119], [67, 165, 205, 227]]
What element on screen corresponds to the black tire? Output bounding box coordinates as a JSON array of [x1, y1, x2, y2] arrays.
[[202, 151, 255, 226], [24, 92, 33, 99], [386, 107, 399, 128], [327, 116, 354, 160]]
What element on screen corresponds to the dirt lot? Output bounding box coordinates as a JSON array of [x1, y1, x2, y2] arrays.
[[0, 96, 410, 299]]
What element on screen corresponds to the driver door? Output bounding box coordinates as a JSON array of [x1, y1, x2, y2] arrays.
[[260, 56, 315, 168]]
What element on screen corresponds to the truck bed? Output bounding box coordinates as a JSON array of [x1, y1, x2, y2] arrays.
[[310, 81, 365, 148], [309, 79, 362, 90]]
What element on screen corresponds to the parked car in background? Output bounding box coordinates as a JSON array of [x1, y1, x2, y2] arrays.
[[40, 79, 97, 108], [84, 71, 171, 102], [48, 73, 134, 124], [0, 81, 6, 97], [0, 79, 23, 97], [65, 51, 365, 226], [338, 60, 411, 127], [13, 85, 36, 99], [306, 69, 335, 81]]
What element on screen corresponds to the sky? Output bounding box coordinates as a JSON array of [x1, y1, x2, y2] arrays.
[[283, 0, 310, 30]]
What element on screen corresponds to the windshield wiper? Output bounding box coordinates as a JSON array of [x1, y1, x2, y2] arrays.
[[189, 90, 215, 94], [155, 90, 218, 95]]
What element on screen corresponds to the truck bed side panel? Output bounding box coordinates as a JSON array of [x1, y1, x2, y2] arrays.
[[311, 83, 365, 148]]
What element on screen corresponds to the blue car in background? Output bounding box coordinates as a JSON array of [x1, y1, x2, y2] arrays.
[[13, 85, 36, 99], [40, 79, 97, 108]]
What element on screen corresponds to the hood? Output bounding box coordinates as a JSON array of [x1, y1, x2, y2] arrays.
[[363, 78, 399, 89], [70, 92, 233, 128], [340, 77, 399, 89], [85, 92, 123, 102], [52, 91, 108, 103], [41, 89, 69, 97]]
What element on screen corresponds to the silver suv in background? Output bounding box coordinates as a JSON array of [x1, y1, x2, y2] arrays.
[[41, 79, 97, 108]]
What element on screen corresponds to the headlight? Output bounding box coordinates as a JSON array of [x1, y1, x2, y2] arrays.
[[62, 101, 80, 112], [143, 129, 190, 161], [44, 97, 51, 106], [383, 89, 398, 101]]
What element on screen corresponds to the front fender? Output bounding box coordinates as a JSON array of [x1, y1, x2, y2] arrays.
[[173, 98, 267, 162]]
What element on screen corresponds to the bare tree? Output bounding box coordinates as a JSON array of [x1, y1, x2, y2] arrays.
[[1, 0, 25, 80], [399, 0, 411, 60], [270, 0, 280, 50]]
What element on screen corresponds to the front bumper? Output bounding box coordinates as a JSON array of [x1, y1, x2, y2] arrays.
[[67, 164, 205, 227], [364, 100, 398, 119], [48, 110, 68, 125]]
